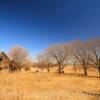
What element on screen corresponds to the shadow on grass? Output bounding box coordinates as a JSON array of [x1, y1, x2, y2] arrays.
[[29, 71, 100, 79], [81, 91, 100, 97], [58, 72, 100, 79]]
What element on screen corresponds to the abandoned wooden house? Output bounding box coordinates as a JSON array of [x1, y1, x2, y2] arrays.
[[0, 52, 10, 71], [0, 52, 29, 72]]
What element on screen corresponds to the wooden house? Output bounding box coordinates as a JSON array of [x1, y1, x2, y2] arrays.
[[0, 52, 10, 70]]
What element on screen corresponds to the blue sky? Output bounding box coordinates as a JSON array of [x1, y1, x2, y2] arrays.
[[0, 0, 100, 58]]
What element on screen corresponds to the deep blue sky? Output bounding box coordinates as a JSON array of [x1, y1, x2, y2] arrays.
[[0, 0, 100, 58]]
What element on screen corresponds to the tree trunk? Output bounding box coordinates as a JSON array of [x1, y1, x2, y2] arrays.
[[98, 65, 100, 78], [58, 67, 61, 74], [73, 64, 77, 73], [83, 67, 88, 76], [98, 59, 100, 78], [17, 61, 22, 71], [58, 63, 61, 74], [47, 64, 50, 72], [61, 65, 64, 74]]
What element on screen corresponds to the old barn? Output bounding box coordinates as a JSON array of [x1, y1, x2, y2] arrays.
[[0, 52, 10, 71]]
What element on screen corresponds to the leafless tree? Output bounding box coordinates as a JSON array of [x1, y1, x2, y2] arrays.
[[22, 59, 33, 71], [71, 41, 92, 76], [36, 54, 46, 72], [72, 58, 77, 73], [36, 51, 54, 72], [88, 38, 100, 76], [8, 45, 29, 71], [45, 44, 70, 74]]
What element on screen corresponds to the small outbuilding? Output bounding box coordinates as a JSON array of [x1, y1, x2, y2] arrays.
[[0, 52, 10, 71]]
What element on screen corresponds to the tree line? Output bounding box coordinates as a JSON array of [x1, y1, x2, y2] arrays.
[[1, 38, 99, 77], [36, 38, 100, 76]]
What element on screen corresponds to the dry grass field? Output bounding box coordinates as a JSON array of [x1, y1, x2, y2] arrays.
[[0, 67, 100, 100]]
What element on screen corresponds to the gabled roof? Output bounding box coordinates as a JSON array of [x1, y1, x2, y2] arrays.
[[0, 52, 9, 61]]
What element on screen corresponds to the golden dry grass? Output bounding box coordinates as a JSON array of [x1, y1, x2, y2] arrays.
[[0, 67, 100, 100]]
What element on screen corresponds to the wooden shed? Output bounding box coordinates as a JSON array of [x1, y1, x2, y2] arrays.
[[0, 52, 10, 70]]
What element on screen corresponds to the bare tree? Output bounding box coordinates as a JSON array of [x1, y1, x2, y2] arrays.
[[8, 45, 29, 71], [36, 54, 46, 72], [36, 51, 53, 72], [45, 44, 70, 74], [88, 38, 100, 76], [22, 59, 33, 71], [72, 58, 77, 74], [71, 41, 91, 76]]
